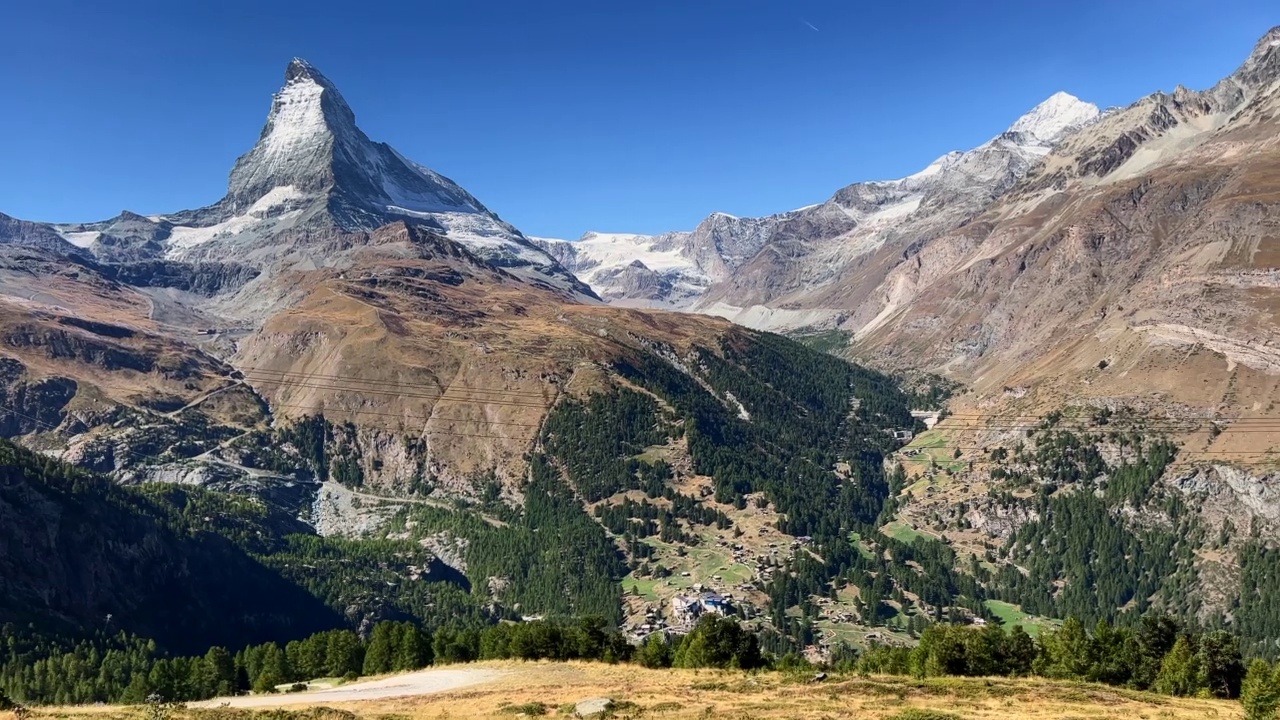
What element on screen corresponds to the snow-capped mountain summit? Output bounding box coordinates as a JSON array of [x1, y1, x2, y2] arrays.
[[224, 58, 363, 208], [552, 91, 1100, 311], [1006, 91, 1102, 144], [224, 59, 509, 234], [19, 59, 592, 297]]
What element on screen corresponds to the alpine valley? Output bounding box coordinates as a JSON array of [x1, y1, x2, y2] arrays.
[[3, 27, 1280, 706]]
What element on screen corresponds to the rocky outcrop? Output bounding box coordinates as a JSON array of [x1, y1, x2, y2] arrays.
[[4, 324, 158, 373], [0, 359, 76, 435], [0, 212, 87, 258], [101, 260, 260, 295], [1167, 464, 1280, 528], [964, 497, 1039, 539]]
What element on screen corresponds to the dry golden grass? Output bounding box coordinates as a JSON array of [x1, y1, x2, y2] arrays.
[[26, 662, 1243, 720]]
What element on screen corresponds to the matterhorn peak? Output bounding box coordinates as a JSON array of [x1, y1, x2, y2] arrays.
[[285, 57, 330, 84], [1006, 91, 1100, 143], [185, 59, 593, 296], [223, 58, 365, 208]]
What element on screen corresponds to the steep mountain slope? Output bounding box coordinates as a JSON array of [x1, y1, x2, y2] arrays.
[[545, 27, 1280, 433], [843, 27, 1280, 415], [0, 438, 341, 653]]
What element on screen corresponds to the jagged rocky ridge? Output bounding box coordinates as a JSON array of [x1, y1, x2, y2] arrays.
[[537, 90, 1101, 312]]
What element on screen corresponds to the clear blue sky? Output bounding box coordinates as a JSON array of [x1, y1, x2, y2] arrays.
[[1, 1, 1274, 238]]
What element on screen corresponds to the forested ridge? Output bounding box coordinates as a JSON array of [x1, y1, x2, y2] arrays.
[[4, 327, 1280, 716], [0, 440, 341, 654]]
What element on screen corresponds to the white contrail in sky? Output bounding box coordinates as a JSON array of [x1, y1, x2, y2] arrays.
[[801, 18, 820, 32]]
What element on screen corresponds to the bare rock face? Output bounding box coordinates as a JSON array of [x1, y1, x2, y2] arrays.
[[0, 212, 87, 257], [1168, 464, 1280, 529], [101, 260, 260, 295], [0, 358, 76, 435], [965, 499, 1039, 540]]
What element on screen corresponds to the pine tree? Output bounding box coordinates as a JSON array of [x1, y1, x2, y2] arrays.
[[362, 623, 397, 676], [634, 634, 673, 669], [393, 624, 430, 671], [203, 647, 235, 698], [1196, 630, 1245, 699], [911, 624, 968, 677], [324, 631, 363, 678], [1087, 620, 1136, 686], [1154, 637, 1203, 697], [671, 616, 762, 670], [965, 623, 1009, 677], [1242, 659, 1278, 720], [294, 636, 326, 680], [1133, 614, 1180, 690], [252, 644, 288, 694], [1035, 617, 1091, 680], [147, 659, 184, 702], [1004, 626, 1037, 676], [121, 671, 152, 704]]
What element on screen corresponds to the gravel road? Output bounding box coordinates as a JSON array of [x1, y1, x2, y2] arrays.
[[192, 667, 506, 707]]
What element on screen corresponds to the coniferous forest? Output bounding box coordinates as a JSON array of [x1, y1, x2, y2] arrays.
[[1, 332, 1279, 718]]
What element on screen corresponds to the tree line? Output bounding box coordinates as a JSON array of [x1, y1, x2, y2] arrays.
[[8, 612, 1274, 713], [856, 614, 1250, 700], [0, 615, 754, 706]]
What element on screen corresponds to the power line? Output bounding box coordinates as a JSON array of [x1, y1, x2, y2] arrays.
[[60, 378, 549, 430], [242, 375, 554, 409], [930, 413, 1278, 421], [238, 366, 559, 399], [264, 401, 544, 428]]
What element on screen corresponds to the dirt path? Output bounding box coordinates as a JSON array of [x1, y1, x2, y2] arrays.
[[192, 667, 507, 708], [347, 489, 509, 528]]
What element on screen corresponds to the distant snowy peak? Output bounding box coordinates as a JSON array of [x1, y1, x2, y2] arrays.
[[1006, 91, 1101, 144], [531, 231, 711, 305], [548, 90, 1103, 308]]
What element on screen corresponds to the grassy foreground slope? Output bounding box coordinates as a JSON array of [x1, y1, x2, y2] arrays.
[[27, 663, 1241, 720]]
